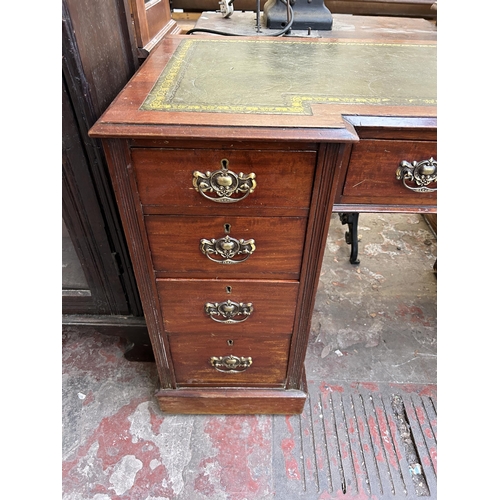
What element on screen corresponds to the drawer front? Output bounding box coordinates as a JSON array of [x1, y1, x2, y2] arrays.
[[157, 279, 299, 335], [342, 140, 437, 206], [131, 148, 317, 214], [169, 333, 291, 386], [146, 215, 307, 279]]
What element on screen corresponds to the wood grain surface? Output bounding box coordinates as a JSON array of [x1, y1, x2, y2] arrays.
[[131, 146, 317, 216], [146, 214, 308, 279], [341, 139, 437, 204], [168, 332, 291, 386], [157, 278, 299, 334]]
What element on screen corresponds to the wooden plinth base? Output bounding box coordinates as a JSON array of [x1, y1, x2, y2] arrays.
[[156, 376, 308, 415]]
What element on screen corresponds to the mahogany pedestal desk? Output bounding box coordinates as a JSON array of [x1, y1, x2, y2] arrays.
[[89, 33, 437, 415]]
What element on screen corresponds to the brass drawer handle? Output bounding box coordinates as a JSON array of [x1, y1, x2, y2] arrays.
[[210, 355, 253, 372], [396, 157, 437, 193], [193, 159, 257, 203], [200, 235, 256, 264], [205, 299, 253, 323]]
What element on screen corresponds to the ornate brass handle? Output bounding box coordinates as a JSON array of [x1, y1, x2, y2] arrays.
[[396, 157, 437, 193], [193, 159, 257, 203], [205, 300, 253, 323], [200, 235, 256, 264], [210, 355, 253, 372]]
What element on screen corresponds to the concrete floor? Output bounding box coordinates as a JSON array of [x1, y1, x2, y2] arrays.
[[308, 212, 437, 385], [62, 213, 437, 499]]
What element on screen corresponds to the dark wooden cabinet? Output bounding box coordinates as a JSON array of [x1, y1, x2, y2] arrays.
[[129, 0, 181, 59], [62, 0, 179, 359], [89, 35, 436, 414], [62, 0, 141, 317]]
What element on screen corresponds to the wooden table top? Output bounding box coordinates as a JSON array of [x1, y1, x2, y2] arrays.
[[89, 29, 436, 142]]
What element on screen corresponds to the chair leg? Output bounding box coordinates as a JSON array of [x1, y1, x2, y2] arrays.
[[339, 212, 360, 265]]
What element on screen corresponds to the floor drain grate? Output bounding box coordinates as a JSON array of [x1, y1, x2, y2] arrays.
[[273, 381, 437, 499], [391, 394, 430, 496]]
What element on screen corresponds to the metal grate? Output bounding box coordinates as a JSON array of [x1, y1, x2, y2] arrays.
[[272, 381, 437, 499]]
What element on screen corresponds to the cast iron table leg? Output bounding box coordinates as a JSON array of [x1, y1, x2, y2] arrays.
[[339, 212, 360, 265]]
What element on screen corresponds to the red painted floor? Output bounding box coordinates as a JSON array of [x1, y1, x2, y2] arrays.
[[63, 213, 437, 499], [62, 329, 436, 499]]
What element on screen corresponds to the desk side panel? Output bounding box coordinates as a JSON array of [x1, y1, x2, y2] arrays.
[[102, 139, 176, 388]]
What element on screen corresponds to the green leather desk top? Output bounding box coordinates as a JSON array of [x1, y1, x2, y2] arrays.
[[90, 36, 436, 141], [141, 39, 436, 116]]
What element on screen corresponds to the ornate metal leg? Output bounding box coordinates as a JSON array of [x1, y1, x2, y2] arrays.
[[339, 213, 360, 265]]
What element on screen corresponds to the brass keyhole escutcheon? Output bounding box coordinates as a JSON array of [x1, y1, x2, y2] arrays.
[[224, 223, 231, 234], [226, 286, 232, 294], [227, 339, 234, 346]]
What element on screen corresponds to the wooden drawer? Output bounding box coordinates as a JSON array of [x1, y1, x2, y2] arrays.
[[341, 140, 437, 206], [168, 333, 291, 386], [145, 215, 307, 279], [157, 279, 299, 335], [131, 148, 317, 215]]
